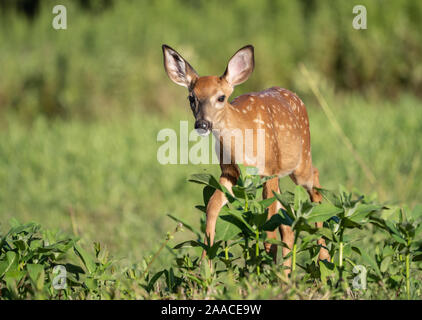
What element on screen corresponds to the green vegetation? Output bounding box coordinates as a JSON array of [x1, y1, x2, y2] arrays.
[[1, 0, 421, 120], [0, 0, 421, 299], [1, 97, 422, 299], [1, 166, 421, 299]]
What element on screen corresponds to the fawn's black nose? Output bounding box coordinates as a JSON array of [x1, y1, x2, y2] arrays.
[[194, 119, 211, 135], [195, 119, 211, 131]]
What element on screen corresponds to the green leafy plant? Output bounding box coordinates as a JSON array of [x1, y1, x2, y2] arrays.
[[0, 219, 117, 299], [1, 169, 421, 300], [146, 167, 422, 299]]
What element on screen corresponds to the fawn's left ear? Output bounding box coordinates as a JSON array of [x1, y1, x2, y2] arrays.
[[222, 45, 254, 87], [162, 44, 198, 88]]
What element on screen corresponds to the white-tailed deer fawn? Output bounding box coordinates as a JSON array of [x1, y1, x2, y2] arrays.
[[162, 44, 329, 274]]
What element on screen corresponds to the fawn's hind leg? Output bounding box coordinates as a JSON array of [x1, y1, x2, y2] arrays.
[[263, 177, 294, 276], [309, 167, 330, 261], [290, 166, 330, 261], [262, 177, 280, 262]]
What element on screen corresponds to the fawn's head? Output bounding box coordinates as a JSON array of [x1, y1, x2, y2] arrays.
[[162, 44, 254, 136]]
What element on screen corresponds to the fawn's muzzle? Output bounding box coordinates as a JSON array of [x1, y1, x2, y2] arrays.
[[194, 119, 211, 136]]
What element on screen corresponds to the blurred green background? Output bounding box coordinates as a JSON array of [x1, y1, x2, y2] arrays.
[[0, 0, 421, 266]]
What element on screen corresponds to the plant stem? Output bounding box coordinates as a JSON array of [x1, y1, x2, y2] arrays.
[[292, 243, 297, 273], [405, 237, 411, 299], [224, 242, 229, 260], [291, 233, 299, 275], [255, 230, 260, 275], [140, 223, 182, 280], [406, 252, 410, 299], [338, 236, 349, 289], [337, 228, 346, 285], [244, 237, 250, 269]]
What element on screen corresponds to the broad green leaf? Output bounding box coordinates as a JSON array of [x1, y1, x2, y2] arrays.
[[4, 271, 26, 288], [225, 209, 255, 233], [262, 214, 284, 231], [385, 220, 401, 237], [147, 270, 165, 292], [380, 256, 391, 273], [252, 212, 268, 228], [342, 217, 364, 228], [173, 240, 204, 250], [319, 260, 336, 284], [382, 245, 395, 257], [215, 215, 242, 241], [258, 197, 276, 209], [300, 234, 321, 246], [272, 191, 294, 210], [307, 203, 343, 223], [27, 264, 45, 291], [359, 249, 382, 278], [165, 268, 176, 291], [74, 244, 96, 274], [185, 273, 206, 288], [294, 185, 310, 210], [190, 174, 236, 203], [317, 227, 334, 241], [13, 239, 27, 251], [207, 240, 223, 259], [194, 205, 206, 213], [391, 234, 407, 245], [0, 251, 18, 277], [348, 204, 383, 223], [292, 217, 317, 234], [315, 188, 341, 207], [200, 259, 212, 281], [352, 246, 362, 256], [232, 185, 247, 199], [265, 238, 290, 248], [188, 173, 221, 190], [203, 185, 215, 207], [85, 277, 97, 290]]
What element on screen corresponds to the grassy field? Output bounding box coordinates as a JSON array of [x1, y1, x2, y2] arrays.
[[1, 0, 422, 300], [1, 94, 421, 270]]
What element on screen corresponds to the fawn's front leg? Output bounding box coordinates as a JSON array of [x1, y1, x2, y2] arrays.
[[262, 177, 280, 262], [201, 174, 237, 260], [263, 178, 295, 276]]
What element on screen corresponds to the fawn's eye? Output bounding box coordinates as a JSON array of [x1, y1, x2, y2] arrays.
[[217, 95, 225, 102]]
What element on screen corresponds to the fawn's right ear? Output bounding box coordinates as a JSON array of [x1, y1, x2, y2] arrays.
[[162, 45, 198, 88]]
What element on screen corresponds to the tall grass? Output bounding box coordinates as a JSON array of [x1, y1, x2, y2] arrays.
[[1, 96, 421, 266], [0, 0, 421, 298], [0, 0, 421, 119]]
